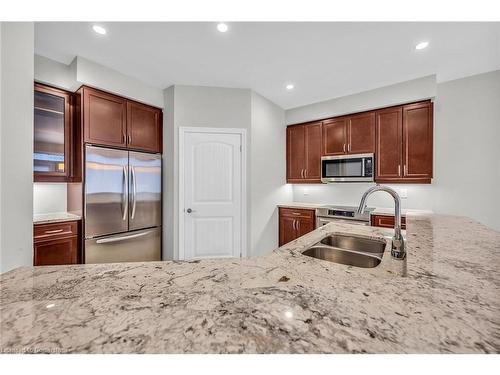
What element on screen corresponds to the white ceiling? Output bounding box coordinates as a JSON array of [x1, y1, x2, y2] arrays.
[[35, 22, 500, 109]]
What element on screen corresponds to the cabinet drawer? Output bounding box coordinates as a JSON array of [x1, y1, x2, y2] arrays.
[[34, 221, 78, 241], [34, 236, 78, 266], [279, 207, 315, 219], [371, 215, 406, 230]]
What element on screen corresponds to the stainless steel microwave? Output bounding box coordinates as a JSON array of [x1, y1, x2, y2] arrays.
[[321, 153, 374, 183]]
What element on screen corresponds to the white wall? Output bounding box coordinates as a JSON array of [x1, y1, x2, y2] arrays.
[[34, 54, 78, 91], [286, 70, 500, 231], [433, 70, 500, 230], [250, 92, 291, 256], [286, 75, 436, 125], [162, 86, 175, 260], [163, 85, 252, 260], [0, 22, 34, 273], [34, 54, 164, 108], [33, 183, 68, 214], [163, 86, 291, 259], [75, 56, 164, 108]]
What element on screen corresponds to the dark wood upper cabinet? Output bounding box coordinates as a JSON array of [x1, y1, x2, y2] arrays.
[[82, 87, 127, 148], [287, 99, 432, 185], [403, 101, 433, 181], [286, 122, 322, 183], [322, 117, 347, 155], [34, 83, 72, 182], [304, 122, 322, 181], [375, 101, 433, 183], [127, 101, 162, 153], [80, 86, 162, 153], [348, 112, 375, 154], [375, 106, 403, 181], [286, 125, 305, 181]]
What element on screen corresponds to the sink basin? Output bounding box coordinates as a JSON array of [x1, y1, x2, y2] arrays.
[[302, 234, 386, 268], [319, 234, 386, 254]]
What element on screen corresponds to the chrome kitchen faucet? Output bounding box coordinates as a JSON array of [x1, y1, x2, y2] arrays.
[[357, 185, 406, 260]]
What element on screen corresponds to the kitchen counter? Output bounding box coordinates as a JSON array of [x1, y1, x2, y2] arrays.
[[33, 212, 82, 225], [278, 202, 433, 217], [1, 214, 499, 353]]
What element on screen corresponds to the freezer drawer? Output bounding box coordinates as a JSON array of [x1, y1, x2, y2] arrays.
[[129, 151, 162, 231], [85, 227, 161, 264]]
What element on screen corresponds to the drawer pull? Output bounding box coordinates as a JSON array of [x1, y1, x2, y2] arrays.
[[45, 229, 64, 234], [292, 212, 300, 215]]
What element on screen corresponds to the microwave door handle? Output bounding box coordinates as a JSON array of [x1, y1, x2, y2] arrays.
[[362, 158, 365, 177]]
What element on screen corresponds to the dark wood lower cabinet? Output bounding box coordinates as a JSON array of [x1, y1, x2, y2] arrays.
[[279, 207, 316, 246], [33, 221, 80, 266], [370, 214, 406, 230]]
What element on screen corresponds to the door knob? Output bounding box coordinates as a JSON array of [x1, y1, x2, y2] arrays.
[[186, 208, 194, 213]]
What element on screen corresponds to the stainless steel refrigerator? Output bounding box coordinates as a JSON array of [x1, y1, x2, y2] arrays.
[[84, 145, 161, 263]]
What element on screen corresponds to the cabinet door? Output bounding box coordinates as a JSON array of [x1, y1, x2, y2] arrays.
[[34, 84, 72, 182], [279, 216, 298, 246], [322, 118, 347, 155], [286, 125, 306, 182], [403, 102, 433, 182], [348, 112, 375, 154], [304, 122, 322, 182], [127, 101, 162, 153], [371, 215, 406, 230], [297, 217, 315, 238], [375, 107, 403, 181], [83, 88, 127, 147], [34, 236, 78, 266]]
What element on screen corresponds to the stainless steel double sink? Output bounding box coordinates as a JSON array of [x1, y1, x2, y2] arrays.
[[302, 234, 387, 268]]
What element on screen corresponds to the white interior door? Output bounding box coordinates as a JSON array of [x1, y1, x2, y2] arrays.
[[182, 129, 245, 260]]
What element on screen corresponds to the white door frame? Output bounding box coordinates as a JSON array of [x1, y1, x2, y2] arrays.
[[178, 127, 247, 260]]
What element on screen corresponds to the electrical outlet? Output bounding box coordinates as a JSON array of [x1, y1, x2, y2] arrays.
[[399, 188, 408, 199]]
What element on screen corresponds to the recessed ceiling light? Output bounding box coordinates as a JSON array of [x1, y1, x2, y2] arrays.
[[415, 41, 429, 50], [217, 23, 228, 33], [286, 84, 294, 90], [92, 25, 107, 35]]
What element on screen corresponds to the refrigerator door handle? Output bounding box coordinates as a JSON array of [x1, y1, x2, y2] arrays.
[[131, 166, 137, 219], [96, 231, 152, 244], [122, 166, 128, 221]]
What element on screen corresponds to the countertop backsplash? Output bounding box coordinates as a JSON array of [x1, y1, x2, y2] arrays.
[[33, 183, 68, 215]]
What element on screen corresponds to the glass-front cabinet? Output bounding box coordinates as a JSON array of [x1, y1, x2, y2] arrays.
[[34, 83, 72, 182]]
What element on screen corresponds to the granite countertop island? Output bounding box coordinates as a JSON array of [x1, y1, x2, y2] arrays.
[[1, 214, 499, 354]]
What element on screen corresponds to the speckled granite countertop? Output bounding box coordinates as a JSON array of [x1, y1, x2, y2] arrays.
[[33, 212, 81, 225], [278, 202, 433, 216], [1, 214, 499, 353]]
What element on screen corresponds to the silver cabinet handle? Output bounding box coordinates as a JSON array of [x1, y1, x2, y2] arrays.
[[398, 165, 401, 176], [404, 165, 407, 176], [122, 166, 128, 221], [304, 169, 308, 178], [131, 166, 137, 220], [96, 231, 151, 244], [296, 220, 300, 232], [293, 220, 297, 231], [45, 229, 64, 234], [343, 144, 346, 153], [301, 169, 304, 178], [348, 143, 351, 152]]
